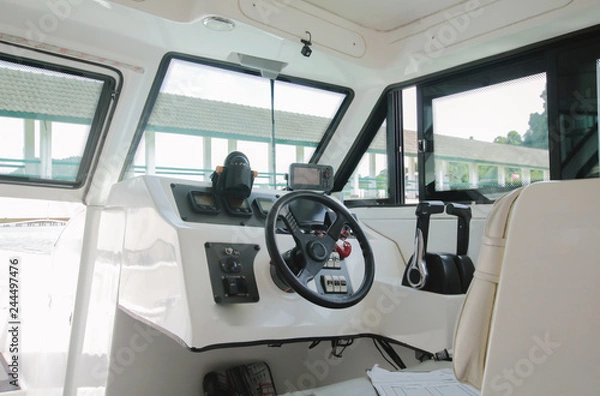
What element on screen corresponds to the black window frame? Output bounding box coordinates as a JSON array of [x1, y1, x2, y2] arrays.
[[0, 50, 118, 189], [120, 52, 354, 181], [418, 53, 547, 204], [336, 24, 600, 206]]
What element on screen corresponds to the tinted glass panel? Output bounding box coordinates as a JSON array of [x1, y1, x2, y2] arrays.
[[556, 45, 600, 179]]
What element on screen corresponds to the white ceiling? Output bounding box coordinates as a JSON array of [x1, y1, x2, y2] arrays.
[[302, 0, 466, 31]]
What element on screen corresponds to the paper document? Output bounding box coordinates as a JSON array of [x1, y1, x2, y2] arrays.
[[367, 365, 480, 396]]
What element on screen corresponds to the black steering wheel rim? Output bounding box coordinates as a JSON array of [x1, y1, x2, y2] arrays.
[[265, 190, 375, 309]]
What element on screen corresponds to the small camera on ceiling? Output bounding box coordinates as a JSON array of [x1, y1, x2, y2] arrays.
[[301, 41, 312, 57], [300, 31, 312, 58]]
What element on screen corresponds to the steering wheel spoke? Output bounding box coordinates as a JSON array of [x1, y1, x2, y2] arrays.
[[279, 207, 308, 243], [297, 268, 316, 285], [327, 213, 348, 242]]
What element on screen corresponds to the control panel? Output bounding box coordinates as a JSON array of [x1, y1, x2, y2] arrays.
[[205, 242, 261, 304], [316, 251, 353, 296], [171, 183, 278, 227]]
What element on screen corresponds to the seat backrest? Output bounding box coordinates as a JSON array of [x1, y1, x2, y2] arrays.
[[453, 179, 600, 395], [452, 187, 523, 388]]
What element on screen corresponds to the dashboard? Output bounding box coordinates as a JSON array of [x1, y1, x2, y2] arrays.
[[171, 181, 354, 306], [104, 175, 464, 353]]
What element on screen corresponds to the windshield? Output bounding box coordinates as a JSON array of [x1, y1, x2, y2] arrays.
[[124, 57, 350, 188]]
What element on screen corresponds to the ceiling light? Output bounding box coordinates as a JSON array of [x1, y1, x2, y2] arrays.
[[202, 16, 236, 32]]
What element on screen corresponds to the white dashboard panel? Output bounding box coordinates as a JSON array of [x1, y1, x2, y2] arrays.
[[106, 176, 464, 353]]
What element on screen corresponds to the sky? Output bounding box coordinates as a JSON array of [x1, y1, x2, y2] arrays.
[[165, 59, 345, 118], [402, 73, 546, 142]]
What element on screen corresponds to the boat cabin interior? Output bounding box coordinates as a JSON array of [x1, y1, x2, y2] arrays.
[[0, 0, 599, 395]]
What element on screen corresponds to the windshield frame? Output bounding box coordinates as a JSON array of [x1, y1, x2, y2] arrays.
[[120, 52, 354, 184]]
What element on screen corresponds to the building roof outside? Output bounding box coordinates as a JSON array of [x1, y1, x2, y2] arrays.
[[0, 61, 102, 123]]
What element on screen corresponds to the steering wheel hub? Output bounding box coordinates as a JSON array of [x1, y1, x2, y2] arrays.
[[307, 240, 329, 261]]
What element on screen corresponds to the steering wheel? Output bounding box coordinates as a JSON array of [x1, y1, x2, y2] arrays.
[[265, 191, 375, 309]]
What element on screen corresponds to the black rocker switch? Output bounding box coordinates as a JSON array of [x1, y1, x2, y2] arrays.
[[222, 276, 248, 297]]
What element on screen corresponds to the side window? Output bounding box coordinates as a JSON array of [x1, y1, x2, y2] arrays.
[[421, 71, 549, 201], [556, 48, 599, 180], [403, 87, 419, 203], [335, 28, 599, 206], [343, 87, 418, 204], [344, 121, 388, 200], [0, 57, 114, 186]]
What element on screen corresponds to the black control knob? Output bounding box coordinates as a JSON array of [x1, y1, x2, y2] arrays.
[[221, 257, 242, 273]]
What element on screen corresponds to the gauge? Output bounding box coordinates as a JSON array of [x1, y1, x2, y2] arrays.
[[188, 191, 220, 215], [223, 196, 253, 217], [254, 197, 275, 217]]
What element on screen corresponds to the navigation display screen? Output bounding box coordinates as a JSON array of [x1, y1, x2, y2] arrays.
[[288, 163, 333, 192], [293, 167, 320, 185]]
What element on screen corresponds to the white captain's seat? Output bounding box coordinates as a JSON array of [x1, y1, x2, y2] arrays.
[[297, 178, 600, 395], [475, 179, 600, 394]]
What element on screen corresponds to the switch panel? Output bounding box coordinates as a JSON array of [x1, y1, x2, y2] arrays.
[[205, 242, 260, 304], [321, 275, 348, 293], [323, 252, 342, 269], [315, 252, 354, 296]]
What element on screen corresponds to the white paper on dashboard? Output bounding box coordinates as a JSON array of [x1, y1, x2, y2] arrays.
[[367, 365, 480, 396]]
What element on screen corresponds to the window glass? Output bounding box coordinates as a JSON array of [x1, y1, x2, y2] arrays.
[[403, 87, 419, 203], [556, 48, 599, 179], [344, 87, 418, 203], [344, 121, 388, 199], [0, 59, 108, 184], [125, 58, 348, 188], [423, 72, 549, 200]]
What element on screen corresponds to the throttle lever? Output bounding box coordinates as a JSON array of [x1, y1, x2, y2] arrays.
[[445, 203, 472, 256], [406, 201, 444, 289], [415, 201, 445, 251], [407, 229, 427, 289]]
